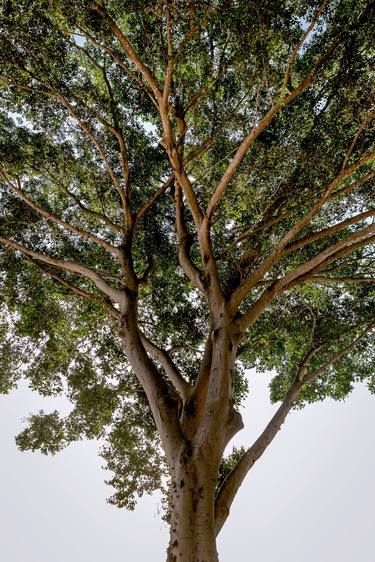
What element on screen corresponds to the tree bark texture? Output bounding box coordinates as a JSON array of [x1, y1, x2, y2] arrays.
[[166, 445, 220, 562]]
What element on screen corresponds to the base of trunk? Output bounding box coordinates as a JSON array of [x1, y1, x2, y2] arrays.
[[166, 456, 219, 562]]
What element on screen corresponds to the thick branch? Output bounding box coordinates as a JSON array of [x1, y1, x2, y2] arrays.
[[175, 182, 205, 292], [118, 297, 183, 462]]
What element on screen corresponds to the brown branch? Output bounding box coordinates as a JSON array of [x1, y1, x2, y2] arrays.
[[135, 175, 174, 226], [283, 0, 331, 89], [175, 181, 205, 292], [32, 260, 120, 319], [76, 25, 158, 108], [0, 170, 119, 257], [231, 150, 375, 311], [89, 1, 162, 100], [160, 116, 204, 228], [283, 209, 375, 255], [285, 232, 375, 290], [45, 171, 124, 233], [206, 35, 342, 222], [237, 227, 375, 333], [47, 85, 127, 211], [0, 235, 124, 304], [140, 332, 191, 399], [329, 171, 374, 201], [341, 113, 374, 171], [118, 296, 183, 462], [310, 275, 375, 284], [224, 171, 373, 262], [162, 1, 175, 104]]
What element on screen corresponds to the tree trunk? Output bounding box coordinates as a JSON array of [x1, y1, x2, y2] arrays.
[[166, 445, 220, 562]]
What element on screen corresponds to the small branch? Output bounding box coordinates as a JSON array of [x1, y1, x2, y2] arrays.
[[0, 235, 124, 304], [285, 232, 375, 290], [283, 0, 331, 89], [0, 170, 119, 257], [162, 1, 175, 104], [140, 332, 191, 399], [32, 260, 120, 319], [206, 34, 342, 222], [329, 171, 374, 201], [283, 209, 375, 256], [46, 171, 124, 233], [135, 175, 174, 225], [76, 25, 159, 108], [310, 275, 374, 284]]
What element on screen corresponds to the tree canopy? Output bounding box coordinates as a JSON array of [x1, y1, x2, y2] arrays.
[[0, 0, 374, 559]]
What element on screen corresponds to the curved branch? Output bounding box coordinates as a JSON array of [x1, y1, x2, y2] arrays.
[[0, 235, 124, 304], [89, 1, 162, 100], [0, 170, 119, 257], [140, 332, 191, 399]]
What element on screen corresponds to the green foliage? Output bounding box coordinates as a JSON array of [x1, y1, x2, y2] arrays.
[[217, 447, 246, 495]]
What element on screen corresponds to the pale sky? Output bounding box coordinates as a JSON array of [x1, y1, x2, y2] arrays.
[[1, 371, 374, 562]]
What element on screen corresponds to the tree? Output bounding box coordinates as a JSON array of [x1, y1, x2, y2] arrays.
[[0, 0, 374, 560]]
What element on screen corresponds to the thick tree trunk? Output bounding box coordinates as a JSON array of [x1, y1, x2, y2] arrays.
[[166, 446, 220, 562]]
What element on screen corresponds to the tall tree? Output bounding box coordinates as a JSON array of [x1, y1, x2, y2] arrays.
[[0, 1, 374, 560]]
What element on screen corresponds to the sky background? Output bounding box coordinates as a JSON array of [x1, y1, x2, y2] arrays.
[[1, 370, 374, 562]]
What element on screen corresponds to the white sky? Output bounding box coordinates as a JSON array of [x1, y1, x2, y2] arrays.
[[1, 371, 374, 562]]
